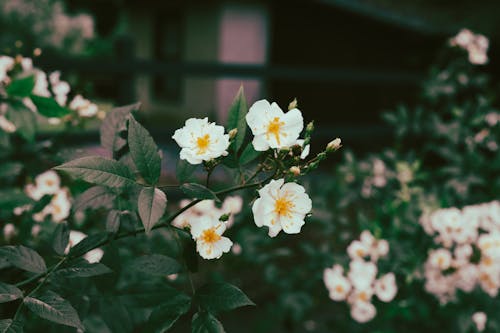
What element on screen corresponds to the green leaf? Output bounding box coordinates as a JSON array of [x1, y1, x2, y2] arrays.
[[98, 298, 132, 333], [100, 102, 141, 155], [29, 95, 70, 118], [180, 183, 220, 202], [0, 319, 23, 333], [128, 254, 180, 276], [73, 186, 116, 212], [195, 282, 255, 314], [24, 291, 83, 330], [55, 262, 112, 278], [176, 159, 197, 183], [145, 292, 191, 333], [68, 232, 109, 258], [0, 282, 23, 303], [6, 74, 35, 97], [52, 222, 69, 256], [226, 86, 247, 152], [0, 246, 46, 273], [6, 102, 36, 142], [128, 116, 162, 185], [239, 144, 261, 165], [192, 312, 225, 333], [106, 210, 121, 233], [138, 187, 167, 234], [55, 156, 136, 188], [117, 282, 181, 307]]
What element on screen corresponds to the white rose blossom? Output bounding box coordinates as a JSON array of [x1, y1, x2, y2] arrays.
[[374, 273, 397, 302], [69, 94, 98, 118], [472, 312, 487, 332], [190, 215, 232, 260], [245, 99, 304, 151], [172, 117, 230, 165], [323, 265, 351, 301], [252, 179, 312, 237], [350, 301, 377, 323]]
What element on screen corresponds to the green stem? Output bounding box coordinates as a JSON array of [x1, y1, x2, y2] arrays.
[[13, 257, 67, 321]]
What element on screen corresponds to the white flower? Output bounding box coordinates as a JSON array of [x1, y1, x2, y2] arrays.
[[49, 71, 70, 106], [32, 70, 51, 97], [350, 301, 376, 323], [324, 265, 351, 301], [0, 56, 14, 82], [252, 179, 312, 237], [172, 117, 230, 165], [428, 248, 452, 270], [3, 223, 16, 241], [347, 240, 369, 260], [246, 99, 303, 151], [374, 273, 397, 302], [69, 94, 98, 117], [35, 170, 61, 195], [65, 230, 104, 263], [348, 286, 373, 304], [190, 215, 232, 259], [348, 260, 377, 290], [221, 195, 243, 227], [449, 29, 489, 65], [472, 312, 487, 332]]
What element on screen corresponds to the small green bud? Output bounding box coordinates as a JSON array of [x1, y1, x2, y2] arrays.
[[289, 166, 301, 176], [219, 213, 230, 222], [306, 121, 314, 133], [229, 128, 238, 140], [288, 98, 298, 110]]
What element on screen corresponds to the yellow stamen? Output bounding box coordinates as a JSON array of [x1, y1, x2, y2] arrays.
[[335, 285, 344, 293], [274, 196, 294, 217], [201, 228, 221, 244], [267, 117, 285, 145], [196, 134, 210, 155]]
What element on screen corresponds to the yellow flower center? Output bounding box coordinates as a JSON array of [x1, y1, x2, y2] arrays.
[[53, 204, 62, 215], [201, 228, 221, 244], [196, 134, 210, 155], [335, 285, 344, 293], [267, 117, 285, 145], [274, 196, 293, 217], [359, 291, 369, 302], [46, 179, 54, 187], [356, 249, 365, 257]]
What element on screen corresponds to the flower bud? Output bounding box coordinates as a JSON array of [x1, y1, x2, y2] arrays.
[[306, 121, 314, 134], [290, 166, 301, 176], [229, 128, 238, 140], [326, 138, 342, 152], [288, 98, 298, 110], [3, 223, 16, 241], [219, 213, 230, 222]]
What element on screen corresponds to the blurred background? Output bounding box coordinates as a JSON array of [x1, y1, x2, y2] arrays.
[[3, 0, 500, 152]]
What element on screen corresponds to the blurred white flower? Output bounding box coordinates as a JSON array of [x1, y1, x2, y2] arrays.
[[348, 260, 377, 290], [350, 301, 376, 323], [49, 71, 70, 106], [252, 179, 312, 237], [374, 273, 397, 302], [32, 70, 50, 97], [347, 240, 369, 260], [324, 265, 351, 301], [449, 29, 489, 65], [190, 215, 232, 260], [472, 312, 487, 332], [69, 94, 98, 117], [428, 248, 452, 270], [3, 223, 16, 241], [0, 56, 14, 82], [172, 117, 230, 165], [65, 230, 104, 263], [246, 99, 303, 151]]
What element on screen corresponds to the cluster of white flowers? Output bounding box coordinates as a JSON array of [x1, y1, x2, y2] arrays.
[[449, 29, 489, 65], [172, 196, 243, 260], [23, 170, 71, 223], [420, 201, 500, 303], [0, 55, 99, 133], [323, 231, 397, 323], [1, 0, 94, 53], [172, 99, 316, 259]]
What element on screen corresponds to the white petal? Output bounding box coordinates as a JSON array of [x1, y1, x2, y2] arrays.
[[252, 134, 270, 151], [246, 99, 271, 135], [280, 214, 305, 234]]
